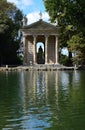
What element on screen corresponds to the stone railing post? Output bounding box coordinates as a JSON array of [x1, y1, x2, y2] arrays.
[[55, 36, 58, 64], [33, 35, 37, 64], [45, 35, 48, 64], [23, 35, 28, 65]]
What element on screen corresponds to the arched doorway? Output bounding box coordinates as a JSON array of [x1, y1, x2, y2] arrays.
[[36, 42, 45, 64]]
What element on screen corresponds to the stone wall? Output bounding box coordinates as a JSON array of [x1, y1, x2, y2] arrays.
[[27, 40, 33, 65], [47, 36, 55, 64]]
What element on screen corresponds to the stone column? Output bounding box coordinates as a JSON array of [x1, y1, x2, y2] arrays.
[[45, 35, 48, 64], [23, 35, 28, 65], [55, 36, 58, 64], [33, 35, 37, 64]]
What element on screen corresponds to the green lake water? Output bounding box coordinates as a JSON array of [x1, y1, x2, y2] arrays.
[[0, 70, 85, 130]]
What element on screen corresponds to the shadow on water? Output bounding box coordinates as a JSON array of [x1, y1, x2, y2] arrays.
[[0, 70, 85, 130]]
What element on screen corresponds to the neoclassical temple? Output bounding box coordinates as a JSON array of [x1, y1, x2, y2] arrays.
[[21, 17, 59, 65]]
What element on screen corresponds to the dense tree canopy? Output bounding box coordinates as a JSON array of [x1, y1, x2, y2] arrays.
[[43, 0, 85, 65], [0, 0, 23, 65], [43, 0, 85, 31]]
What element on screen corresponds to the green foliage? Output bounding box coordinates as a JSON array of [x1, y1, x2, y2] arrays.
[[43, 0, 85, 65], [0, 0, 23, 65], [44, 0, 85, 28], [59, 54, 69, 66], [68, 33, 85, 65]]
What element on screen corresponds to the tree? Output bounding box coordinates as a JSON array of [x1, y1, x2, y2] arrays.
[[67, 32, 85, 65], [0, 0, 23, 65], [43, 0, 85, 30], [43, 0, 85, 65]]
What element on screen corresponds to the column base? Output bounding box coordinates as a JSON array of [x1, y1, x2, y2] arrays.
[[45, 62, 48, 65], [54, 62, 60, 65]]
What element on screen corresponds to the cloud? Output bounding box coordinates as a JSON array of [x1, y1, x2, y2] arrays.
[[7, 0, 33, 8], [27, 12, 50, 24], [22, 0, 33, 6], [7, 0, 19, 5], [7, 0, 50, 24]]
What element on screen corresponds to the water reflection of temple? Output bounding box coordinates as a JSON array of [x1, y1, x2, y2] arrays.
[[19, 71, 59, 109], [19, 71, 80, 109], [18, 70, 81, 128]]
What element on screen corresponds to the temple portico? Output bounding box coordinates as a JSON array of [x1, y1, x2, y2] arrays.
[[21, 18, 59, 65]]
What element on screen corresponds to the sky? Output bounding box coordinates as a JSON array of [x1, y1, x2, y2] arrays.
[[7, 0, 50, 24]]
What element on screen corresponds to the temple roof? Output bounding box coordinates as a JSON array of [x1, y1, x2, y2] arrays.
[[21, 19, 58, 35], [22, 19, 57, 30]]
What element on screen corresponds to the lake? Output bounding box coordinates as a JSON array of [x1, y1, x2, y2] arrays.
[[0, 70, 85, 130]]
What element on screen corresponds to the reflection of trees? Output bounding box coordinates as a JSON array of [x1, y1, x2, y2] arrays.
[[0, 72, 22, 129]]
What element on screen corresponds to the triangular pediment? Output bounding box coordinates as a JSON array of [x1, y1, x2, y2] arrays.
[[22, 19, 57, 30]]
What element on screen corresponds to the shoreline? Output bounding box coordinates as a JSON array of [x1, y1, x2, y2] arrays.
[[0, 64, 79, 71]]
